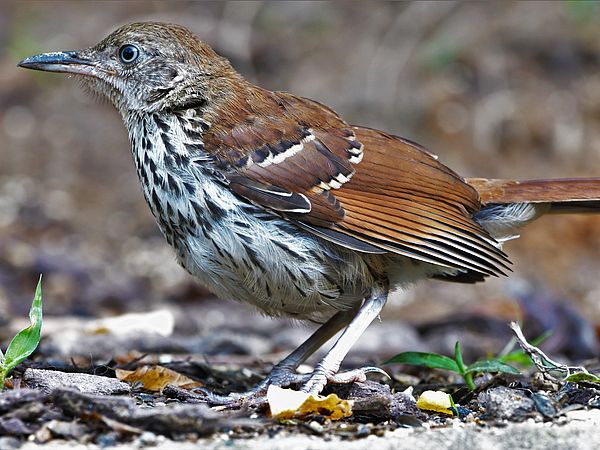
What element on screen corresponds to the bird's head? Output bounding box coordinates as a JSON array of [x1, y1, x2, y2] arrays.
[[18, 22, 242, 115]]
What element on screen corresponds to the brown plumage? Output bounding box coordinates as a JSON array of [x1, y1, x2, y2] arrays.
[[18, 22, 600, 403]]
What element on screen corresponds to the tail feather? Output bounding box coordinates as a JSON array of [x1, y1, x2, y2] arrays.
[[467, 178, 600, 213], [468, 177, 600, 244], [436, 177, 599, 284]]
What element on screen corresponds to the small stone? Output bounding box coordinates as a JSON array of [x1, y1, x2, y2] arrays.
[[138, 431, 158, 446], [478, 386, 535, 421], [33, 425, 53, 443], [391, 373, 420, 386], [0, 417, 33, 436], [24, 369, 130, 395], [46, 419, 88, 439], [96, 432, 119, 447], [0, 436, 22, 450], [356, 424, 370, 438], [532, 392, 557, 418], [307, 421, 323, 434]]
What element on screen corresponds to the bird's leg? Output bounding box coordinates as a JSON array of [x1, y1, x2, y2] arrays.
[[257, 307, 359, 388], [301, 284, 389, 395], [197, 307, 358, 406]]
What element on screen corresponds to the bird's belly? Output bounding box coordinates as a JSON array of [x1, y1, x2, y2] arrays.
[[170, 213, 371, 322], [141, 171, 444, 321], [130, 141, 370, 321]]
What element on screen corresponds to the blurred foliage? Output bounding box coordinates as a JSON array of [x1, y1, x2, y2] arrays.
[[564, 0, 600, 23]]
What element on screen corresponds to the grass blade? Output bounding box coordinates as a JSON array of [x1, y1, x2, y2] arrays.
[[2, 276, 43, 374], [385, 352, 460, 373], [563, 372, 600, 384], [465, 360, 520, 375], [454, 341, 466, 375]]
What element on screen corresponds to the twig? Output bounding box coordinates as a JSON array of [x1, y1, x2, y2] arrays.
[[509, 322, 589, 381]]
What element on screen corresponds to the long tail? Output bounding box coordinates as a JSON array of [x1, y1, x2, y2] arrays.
[[467, 178, 600, 243], [467, 178, 600, 213]]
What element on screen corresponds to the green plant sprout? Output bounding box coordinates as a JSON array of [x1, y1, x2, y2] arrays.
[[0, 276, 43, 387], [385, 341, 519, 391]]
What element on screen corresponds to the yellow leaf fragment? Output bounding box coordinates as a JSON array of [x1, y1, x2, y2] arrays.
[[298, 393, 353, 420], [267, 385, 353, 420], [416, 390, 454, 415], [115, 365, 202, 392]]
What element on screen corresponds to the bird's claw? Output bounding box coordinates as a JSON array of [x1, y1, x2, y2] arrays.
[[330, 365, 390, 382], [192, 365, 308, 407], [301, 365, 390, 395]]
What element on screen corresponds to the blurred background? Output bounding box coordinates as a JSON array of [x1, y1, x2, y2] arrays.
[[1, 2, 599, 362]]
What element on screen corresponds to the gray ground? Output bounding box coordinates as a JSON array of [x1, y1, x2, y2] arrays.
[[11, 409, 600, 450]]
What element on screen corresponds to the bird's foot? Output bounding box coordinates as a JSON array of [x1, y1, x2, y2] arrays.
[[193, 365, 307, 408], [301, 365, 389, 396], [194, 364, 388, 408]]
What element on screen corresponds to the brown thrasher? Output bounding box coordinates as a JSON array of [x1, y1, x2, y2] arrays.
[[18, 22, 600, 404]]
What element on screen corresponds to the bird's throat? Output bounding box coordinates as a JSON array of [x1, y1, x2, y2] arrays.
[[125, 110, 223, 249]]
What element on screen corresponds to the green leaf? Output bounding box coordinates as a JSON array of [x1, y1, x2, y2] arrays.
[[564, 372, 600, 384], [1, 276, 43, 376], [465, 359, 520, 375], [498, 352, 534, 366], [385, 352, 460, 373], [448, 394, 459, 417], [454, 341, 467, 375]]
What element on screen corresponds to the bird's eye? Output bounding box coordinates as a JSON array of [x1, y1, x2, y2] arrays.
[[118, 44, 139, 64]]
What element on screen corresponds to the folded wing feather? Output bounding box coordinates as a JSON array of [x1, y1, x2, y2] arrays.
[[203, 90, 511, 276]]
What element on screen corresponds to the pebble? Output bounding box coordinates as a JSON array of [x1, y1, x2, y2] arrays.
[[95, 432, 119, 448], [23, 368, 130, 395], [307, 421, 324, 434], [478, 386, 535, 420], [0, 436, 22, 449], [356, 424, 371, 438], [138, 431, 158, 446], [46, 420, 88, 440]]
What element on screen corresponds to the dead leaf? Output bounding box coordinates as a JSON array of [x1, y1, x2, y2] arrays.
[[416, 390, 453, 415], [267, 385, 352, 420], [115, 365, 202, 392]]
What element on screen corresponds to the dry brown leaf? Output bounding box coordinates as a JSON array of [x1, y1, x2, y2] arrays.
[[115, 365, 202, 392]]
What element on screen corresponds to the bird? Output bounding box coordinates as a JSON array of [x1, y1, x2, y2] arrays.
[[18, 22, 600, 404]]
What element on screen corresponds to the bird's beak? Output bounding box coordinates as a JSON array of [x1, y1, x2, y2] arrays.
[[18, 51, 100, 77]]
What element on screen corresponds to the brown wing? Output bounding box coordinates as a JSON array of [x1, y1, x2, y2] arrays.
[[330, 128, 510, 275], [204, 89, 359, 225], [203, 89, 510, 276]]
